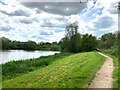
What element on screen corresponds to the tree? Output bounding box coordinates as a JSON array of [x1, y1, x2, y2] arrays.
[[98, 32, 118, 56], [60, 21, 99, 53], [60, 21, 81, 53], [50, 44, 60, 51], [23, 41, 37, 50], [100, 33, 117, 49], [59, 37, 69, 52], [0, 37, 61, 51], [81, 34, 98, 51], [1, 37, 12, 50], [117, 31, 120, 57], [0, 38, 2, 50]]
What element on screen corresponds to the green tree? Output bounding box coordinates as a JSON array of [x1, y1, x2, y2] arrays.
[[1, 37, 12, 50], [81, 34, 98, 51], [23, 40, 37, 50], [117, 31, 120, 57], [50, 44, 60, 51], [59, 37, 69, 52], [100, 33, 117, 49], [60, 21, 81, 53], [98, 32, 118, 56]]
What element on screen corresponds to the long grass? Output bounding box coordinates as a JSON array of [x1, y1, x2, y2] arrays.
[[110, 55, 118, 88], [2, 53, 72, 81], [2, 52, 105, 88]]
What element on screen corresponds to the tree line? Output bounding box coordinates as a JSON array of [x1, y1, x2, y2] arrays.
[[98, 31, 119, 57], [0, 37, 60, 51], [1, 21, 119, 55], [59, 22, 98, 53], [59, 21, 119, 56]]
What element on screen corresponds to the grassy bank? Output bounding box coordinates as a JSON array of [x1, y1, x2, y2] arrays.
[[2, 52, 105, 88], [2, 53, 72, 81], [110, 55, 118, 88]]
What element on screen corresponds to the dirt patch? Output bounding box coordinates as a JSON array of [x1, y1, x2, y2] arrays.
[[89, 52, 114, 88]]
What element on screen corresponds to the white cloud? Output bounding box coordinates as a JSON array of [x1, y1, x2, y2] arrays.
[[78, 0, 119, 37], [20, 2, 87, 16], [0, 0, 119, 42], [87, 0, 94, 9]]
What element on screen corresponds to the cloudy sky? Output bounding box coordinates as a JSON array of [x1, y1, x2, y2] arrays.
[[0, 0, 119, 43]]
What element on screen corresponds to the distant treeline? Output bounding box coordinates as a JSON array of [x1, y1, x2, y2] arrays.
[[59, 22, 119, 56], [0, 22, 119, 55], [0, 37, 60, 51], [98, 32, 119, 57]]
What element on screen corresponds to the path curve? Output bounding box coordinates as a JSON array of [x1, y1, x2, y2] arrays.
[[89, 52, 114, 88]]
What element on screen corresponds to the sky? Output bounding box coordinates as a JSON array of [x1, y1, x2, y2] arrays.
[[0, 0, 119, 43]]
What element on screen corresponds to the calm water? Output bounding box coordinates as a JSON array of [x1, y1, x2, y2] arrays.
[[0, 50, 60, 64]]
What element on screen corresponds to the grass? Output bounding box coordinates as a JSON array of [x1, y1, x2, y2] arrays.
[[109, 55, 118, 88], [1, 53, 72, 81], [2, 52, 105, 88]]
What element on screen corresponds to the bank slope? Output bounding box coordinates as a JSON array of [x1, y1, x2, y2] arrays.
[[2, 52, 105, 88]]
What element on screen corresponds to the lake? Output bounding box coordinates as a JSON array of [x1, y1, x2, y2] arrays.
[[0, 50, 60, 64]]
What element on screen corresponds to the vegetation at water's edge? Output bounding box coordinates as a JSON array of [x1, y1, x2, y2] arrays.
[[1, 37, 61, 51], [1, 22, 98, 53], [2, 52, 105, 88], [2, 53, 72, 81]]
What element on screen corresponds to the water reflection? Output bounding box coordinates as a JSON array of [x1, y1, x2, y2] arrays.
[[0, 50, 60, 64]]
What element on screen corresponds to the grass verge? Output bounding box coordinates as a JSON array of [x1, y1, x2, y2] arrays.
[[1, 53, 72, 81], [2, 52, 105, 88], [110, 55, 118, 88]]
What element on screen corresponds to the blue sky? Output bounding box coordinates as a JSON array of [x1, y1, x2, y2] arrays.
[[0, 0, 119, 42]]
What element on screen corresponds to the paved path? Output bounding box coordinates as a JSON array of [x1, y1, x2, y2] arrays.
[[89, 52, 114, 88]]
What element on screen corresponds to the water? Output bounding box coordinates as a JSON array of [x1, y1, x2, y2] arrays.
[[0, 50, 60, 64]]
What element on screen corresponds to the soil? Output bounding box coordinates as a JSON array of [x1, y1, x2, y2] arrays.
[[89, 52, 114, 88]]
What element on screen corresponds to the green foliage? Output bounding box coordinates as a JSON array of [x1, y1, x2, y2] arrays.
[[60, 22, 98, 53], [69, 33, 81, 53], [98, 32, 119, 57], [99, 33, 117, 49], [59, 37, 69, 52], [62, 21, 81, 53], [1, 37, 60, 51], [23, 40, 37, 50], [101, 48, 118, 57], [118, 31, 120, 58], [1, 37, 12, 50], [50, 43, 60, 51], [0, 38, 1, 50], [2, 53, 71, 81], [109, 55, 118, 88], [81, 34, 98, 51], [2, 52, 105, 88]]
